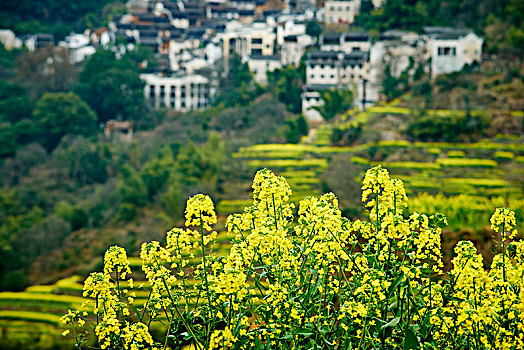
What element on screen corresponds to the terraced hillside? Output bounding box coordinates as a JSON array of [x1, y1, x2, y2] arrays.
[[1, 105, 522, 348]]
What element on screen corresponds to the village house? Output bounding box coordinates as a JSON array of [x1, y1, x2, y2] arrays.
[[424, 27, 483, 77], [141, 73, 211, 111], [323, 0, 360, 24], [306, 50, 369, 87], [59, 33, 96, 64], [220, 20, 277, 59], [302, 49, 370, 114]]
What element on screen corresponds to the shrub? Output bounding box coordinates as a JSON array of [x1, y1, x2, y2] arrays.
[[406, 113, 489, 142], [61, 167, 523, 350]]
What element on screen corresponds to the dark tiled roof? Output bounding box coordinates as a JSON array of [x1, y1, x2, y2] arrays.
[[139, 36, 158, 45], [238, 9, 255, 16], [309, 51, 340, 59], [343, 31, 370, 42], [423, 26, 472, 38], [250, 54, 280, 60]]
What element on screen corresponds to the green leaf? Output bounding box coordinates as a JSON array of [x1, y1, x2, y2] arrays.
[[293, 328, 314, 337], [403, 328, 420, 350], [380, 316, 400, 330], [254, 336, 264, 349], [388, 272, 404, 294]]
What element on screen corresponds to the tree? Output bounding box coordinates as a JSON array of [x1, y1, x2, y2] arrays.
[[15, 46, 78, 101], [314, 88, 354, 121], [306, 21, 323, 41], [0, 80, 31, 123], [75, 49, 145, 123], [52, 136, 110, 186], [0, 0, 118, 40], [285, 115, 309, 143], [216, 55, 262, 107], [141, 147, 176, 200], [117, 164, 147, 221], [32, 92, 97, 151], [267, 62, 305, 114]]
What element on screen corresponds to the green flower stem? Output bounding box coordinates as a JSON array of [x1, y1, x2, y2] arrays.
[[161, 276, 202, 350]]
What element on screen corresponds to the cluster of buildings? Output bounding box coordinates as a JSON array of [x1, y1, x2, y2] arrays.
[[0, 0, 484, 119]]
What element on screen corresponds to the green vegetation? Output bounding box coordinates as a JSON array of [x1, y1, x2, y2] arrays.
[[0, 1, 523, 347], [0, 0, 125, 40], [313, 88, 354, 121], [75, 49, 146, 124], [32, 92, 97, 151], [267, 62, 305, 114]]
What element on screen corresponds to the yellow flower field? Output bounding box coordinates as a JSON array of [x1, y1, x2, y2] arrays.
[[61, 166, 523, 349]]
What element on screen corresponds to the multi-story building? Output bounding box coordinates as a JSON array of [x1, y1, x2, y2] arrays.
[[141, 73, 211, 111], [324, 0, 360, 24], [306, 50, 369, 87], [303, 50, 370, 114], [220, 21, 277, 59]]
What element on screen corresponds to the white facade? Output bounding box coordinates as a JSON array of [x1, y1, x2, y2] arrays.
[[302, 90, 323, 114], [428, 32, 483, 77], [276, 20, 307, 45], [141, 74, 210, 111], [281, 34, 312, 66], [303, 50, 369, 114], [324, 0, 360, 24], [372, 0, 383, 8], [306, 51, 369, 87], [0, 29, 18, 49], [220, 22, 277, 60], [248, 56, 282, 84], [206, 40, 223, 65]]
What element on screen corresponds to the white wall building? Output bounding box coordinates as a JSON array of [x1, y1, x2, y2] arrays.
[[425, 27, 483, 77], [0, 29, 18, 49], [276, 20, 307, 45], [206, 39, 223, 65], [141, 74, 211, 111], [247, 55, 282, 84], [220, 21, 277, 60], [306, 51, 369, 87], [303, 50, 369, 114], [324, 0, 360, 24]]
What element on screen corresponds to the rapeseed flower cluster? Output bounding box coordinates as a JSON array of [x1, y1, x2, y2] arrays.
[[62, 245, 158, 349], [61, 166, 522, 350]]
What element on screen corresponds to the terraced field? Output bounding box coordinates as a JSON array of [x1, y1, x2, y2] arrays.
[[1, 106, 523, 348]]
